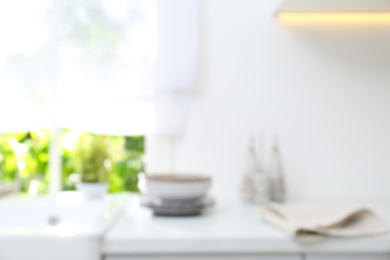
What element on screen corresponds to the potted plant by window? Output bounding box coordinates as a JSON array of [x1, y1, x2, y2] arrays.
[[73, 134, 111, 200]]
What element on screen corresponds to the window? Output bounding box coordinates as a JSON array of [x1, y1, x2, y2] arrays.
[[0, 131, 144, 194], [0, 0, 198, 193]]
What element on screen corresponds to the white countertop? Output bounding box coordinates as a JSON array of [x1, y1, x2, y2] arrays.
[[103, 196, 390, 255]]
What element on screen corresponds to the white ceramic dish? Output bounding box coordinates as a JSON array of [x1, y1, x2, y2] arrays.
[[145, 174, 211, 199]]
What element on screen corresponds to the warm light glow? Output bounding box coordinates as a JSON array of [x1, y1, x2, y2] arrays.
[[277, 13, 390, 24]]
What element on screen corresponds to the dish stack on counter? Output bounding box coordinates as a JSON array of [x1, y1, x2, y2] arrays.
[[141, 174, 214, 216]]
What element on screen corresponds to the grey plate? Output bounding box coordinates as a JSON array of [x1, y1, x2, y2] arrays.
[[141, 197, 215, 216], [142, 196, 213, 207]]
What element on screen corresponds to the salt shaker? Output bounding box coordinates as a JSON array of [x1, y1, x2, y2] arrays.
[[267, 142, 285, 203], [240, 136, 270, 203]]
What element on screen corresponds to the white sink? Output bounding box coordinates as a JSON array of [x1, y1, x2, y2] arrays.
[[0, 192, 127, 260]]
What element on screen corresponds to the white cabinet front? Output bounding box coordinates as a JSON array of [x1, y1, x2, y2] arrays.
[[306, 254, 390, 260], [106, 254, 302, 260]]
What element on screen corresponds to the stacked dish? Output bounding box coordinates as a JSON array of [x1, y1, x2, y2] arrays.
[[141, 174, 214, 216]]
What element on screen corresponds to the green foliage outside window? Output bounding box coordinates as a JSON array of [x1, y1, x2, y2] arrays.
[[72, 134, 111, 183], [0, 130, 144, 194], [0, 131, 50, 194]]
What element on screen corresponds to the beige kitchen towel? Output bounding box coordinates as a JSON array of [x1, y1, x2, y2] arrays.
[[260, 203, 389, 243]]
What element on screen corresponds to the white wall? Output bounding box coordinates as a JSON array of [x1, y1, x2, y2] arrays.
[[157, 0, 390, 200]]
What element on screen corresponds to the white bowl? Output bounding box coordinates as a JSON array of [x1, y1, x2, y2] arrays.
[[145, 174, 211, 199]]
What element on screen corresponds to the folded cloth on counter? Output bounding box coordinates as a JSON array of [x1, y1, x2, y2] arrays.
[[260, 203, 389, 243]]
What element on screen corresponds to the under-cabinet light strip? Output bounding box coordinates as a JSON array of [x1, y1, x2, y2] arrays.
[[277, 13, 390, 24]]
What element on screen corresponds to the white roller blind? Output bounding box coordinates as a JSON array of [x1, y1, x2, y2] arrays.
[[0, 0, 54, 133], [0, 0, 198, 136]]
